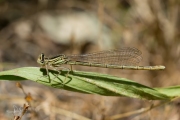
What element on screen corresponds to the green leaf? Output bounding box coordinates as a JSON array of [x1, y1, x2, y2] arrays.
[[155, 86, 180, 97], [0, 67, 175, 100]]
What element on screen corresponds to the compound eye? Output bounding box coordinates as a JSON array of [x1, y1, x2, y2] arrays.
[[41, 53, 45, 63]]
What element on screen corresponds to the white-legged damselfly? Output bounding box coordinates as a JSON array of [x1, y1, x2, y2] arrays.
[[37, 47, 165, 71]]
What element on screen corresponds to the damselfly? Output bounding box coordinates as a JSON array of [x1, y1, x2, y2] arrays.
[[37, 47, 165, 71]]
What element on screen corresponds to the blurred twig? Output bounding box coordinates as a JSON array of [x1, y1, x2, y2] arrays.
[[105, 96, 180, 120]]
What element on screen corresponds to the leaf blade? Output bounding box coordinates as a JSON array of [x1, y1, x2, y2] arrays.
[[0, 67, 173, 100]]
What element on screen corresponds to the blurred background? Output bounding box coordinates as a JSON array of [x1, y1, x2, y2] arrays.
[[0, 0, 179, 119]]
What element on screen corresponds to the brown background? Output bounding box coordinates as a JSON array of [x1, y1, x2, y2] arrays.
[[0, 0, 179, 120]]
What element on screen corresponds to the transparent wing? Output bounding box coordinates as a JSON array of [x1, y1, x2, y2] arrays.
[[67, 47, 142, 66]]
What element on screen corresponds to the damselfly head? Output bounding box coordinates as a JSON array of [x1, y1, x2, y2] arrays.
[[37, 53, 45, 66]]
